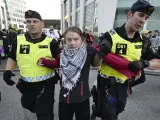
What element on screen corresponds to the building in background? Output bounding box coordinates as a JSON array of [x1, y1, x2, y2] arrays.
[[43, 19, 61, 34], [4, 0, 27, 31], [61, 0, 160, 36], [0, 0, 8, 30], [61, 0, 118, 35]]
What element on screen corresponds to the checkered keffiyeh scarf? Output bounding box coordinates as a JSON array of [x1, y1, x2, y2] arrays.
[[60, 43, 87, 90]]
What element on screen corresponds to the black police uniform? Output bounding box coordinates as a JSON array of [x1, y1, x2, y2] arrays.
[[93, 1, 155, 120], [4, 10, 59, 120]]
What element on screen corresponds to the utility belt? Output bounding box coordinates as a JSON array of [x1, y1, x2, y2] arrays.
[[91, 74, 128, 118], [99, 72, 136, 84], [18, 77, 56, 113], [91, 74, 118, 117], [16, 77, 56, 94], [99, 73, 123, 84]]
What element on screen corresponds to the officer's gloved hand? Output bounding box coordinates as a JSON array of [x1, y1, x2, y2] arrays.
[[97, 40, 111, 58], [128, 60, 150, 73], [3, 70, 16, 86]]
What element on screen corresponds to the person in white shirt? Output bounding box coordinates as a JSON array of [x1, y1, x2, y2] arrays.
[[48, 29, 60, 41]]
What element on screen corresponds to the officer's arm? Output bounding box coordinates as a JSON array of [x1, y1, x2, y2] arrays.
[[102, 36, 151, 69], [127, 37, 159, 73], [93, 32, 112, 67], [147, 58, 160, 70], [6, 58, 16, 71], [50, 39, 59, 58], [103, 53, 129, 69], [6, 38, 17, 71], [55, 31, 60, 39], [3, 38, 17, 86]]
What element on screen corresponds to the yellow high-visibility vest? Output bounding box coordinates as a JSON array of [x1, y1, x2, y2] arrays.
[[16, 35, 55, 82], [100, 29, 142, 83]]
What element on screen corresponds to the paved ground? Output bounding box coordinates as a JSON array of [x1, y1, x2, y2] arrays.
[[0, 71, 160, 120], [0, 59, 19, 70], [1, 60, 160, 120], [0, 59, 6, 69]]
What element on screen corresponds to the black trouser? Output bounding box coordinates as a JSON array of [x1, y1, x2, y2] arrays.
[[59, 99, 90, 120], [18, 79, 55, 120], [97, 76, 128, 120]]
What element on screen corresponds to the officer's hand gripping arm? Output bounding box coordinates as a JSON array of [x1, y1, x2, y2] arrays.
[[93, 38, 112, 67], [128, 59, 150, 73], [97, 39, 111, 58]]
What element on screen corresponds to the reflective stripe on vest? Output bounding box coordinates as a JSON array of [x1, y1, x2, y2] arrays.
[[100, 29, 142, 83], [16, 35, 55, 82], [22, 72, 55, 82]]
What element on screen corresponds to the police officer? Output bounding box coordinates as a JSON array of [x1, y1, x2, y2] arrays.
[[3, 10, 59, 120], [93, 0, 156, 120]]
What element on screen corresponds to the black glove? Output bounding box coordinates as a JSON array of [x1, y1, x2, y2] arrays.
[[3, 70, 16, 86], [97, 40, 111, 58], [128, 60, 150, 73]]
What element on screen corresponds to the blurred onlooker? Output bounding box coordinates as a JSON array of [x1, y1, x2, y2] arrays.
[[8, 27, 17, 45], [150, 30, 160, 52], [47, 29, 60, 41], [17, 29, 24, 36], [57, 30, 62, 45], [158, 31, 160, 36], [1, 29, 10, 57], [152, 30, 159, 38], [140, 30, 152, 39], [83, 29, 90, 45], [89, 31, 94, 45], [0, 39, 4, 64], [98, 33, 104, 43]]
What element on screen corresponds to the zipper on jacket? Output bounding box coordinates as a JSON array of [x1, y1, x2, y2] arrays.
[[80, 82, 84, 96], [67, 91, 70, 104], [33, 44, 36, 82]]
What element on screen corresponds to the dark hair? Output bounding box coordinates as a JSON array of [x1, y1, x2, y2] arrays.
[[130, 10, 136, 15], [127, 10, 136, 19], [63, 26, 84, 40]]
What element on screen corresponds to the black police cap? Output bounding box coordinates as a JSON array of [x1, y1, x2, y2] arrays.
[[131, 0, 154, 16], [25, 10, 42, 20]]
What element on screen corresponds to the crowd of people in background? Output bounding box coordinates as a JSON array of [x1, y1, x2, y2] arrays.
[[139, 29, 160, 56], [1, 27, 160, 65], [0, 27, 17, 64]]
